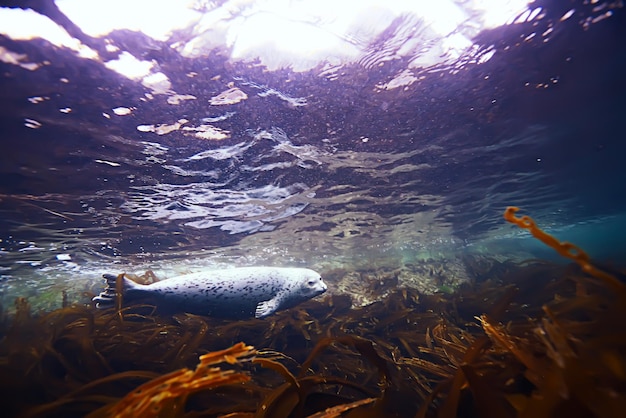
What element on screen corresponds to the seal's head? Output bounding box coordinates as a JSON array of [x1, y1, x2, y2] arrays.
[[299, 269, 328, 298]]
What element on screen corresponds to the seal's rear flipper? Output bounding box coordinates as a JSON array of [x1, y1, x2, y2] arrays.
[[92, 273, 119, 309]]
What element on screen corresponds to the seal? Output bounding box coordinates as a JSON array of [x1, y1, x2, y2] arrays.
[[92, 266, 327, 318]]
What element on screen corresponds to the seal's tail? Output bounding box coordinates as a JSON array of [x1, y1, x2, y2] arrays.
[[92, 273, 120, 309], [93, 273, 144, 309]]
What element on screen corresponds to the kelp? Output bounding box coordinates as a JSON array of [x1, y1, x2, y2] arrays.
[[504, 206, 625, 292], [0, 207, 625, 417], [87, 342, 255, 418]]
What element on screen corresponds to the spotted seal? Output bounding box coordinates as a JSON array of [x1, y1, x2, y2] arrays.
[[92, 267, 327, 318]]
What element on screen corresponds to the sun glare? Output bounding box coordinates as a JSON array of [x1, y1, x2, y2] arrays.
[[0, 0, 532, 73], [0, 7, 98, 59], [55, 0, 199, 41]]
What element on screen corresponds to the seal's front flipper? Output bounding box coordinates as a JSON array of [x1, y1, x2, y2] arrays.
[[255, 298, 279, 318]]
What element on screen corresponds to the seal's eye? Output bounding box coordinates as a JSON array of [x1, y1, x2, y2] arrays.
[[308, 280, 315, 286]]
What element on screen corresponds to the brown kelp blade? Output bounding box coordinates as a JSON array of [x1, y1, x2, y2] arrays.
[[85, 342, 255, 418]]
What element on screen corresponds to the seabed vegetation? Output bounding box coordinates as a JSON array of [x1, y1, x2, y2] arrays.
[[0, 207, 624, 418]]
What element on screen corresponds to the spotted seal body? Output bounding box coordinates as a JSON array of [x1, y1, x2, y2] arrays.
[[92, 267, 327, 318]]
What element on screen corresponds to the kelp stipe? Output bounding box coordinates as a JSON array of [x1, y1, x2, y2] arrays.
[[504, 206, 625, 292]]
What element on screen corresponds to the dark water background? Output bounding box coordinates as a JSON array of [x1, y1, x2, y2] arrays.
[[0, 0, 625, 309]]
